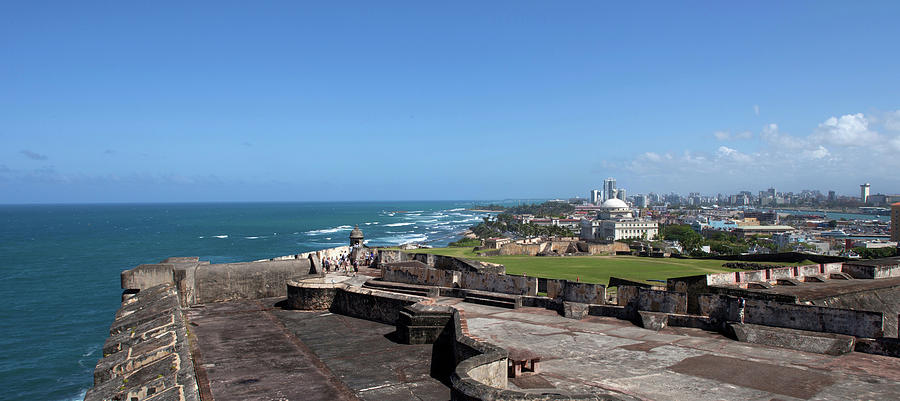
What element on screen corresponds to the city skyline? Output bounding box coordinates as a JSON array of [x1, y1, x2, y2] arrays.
[[2, 2, 900, 203]]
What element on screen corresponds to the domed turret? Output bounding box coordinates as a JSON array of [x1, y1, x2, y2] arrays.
[[349, 225, 364, 247]]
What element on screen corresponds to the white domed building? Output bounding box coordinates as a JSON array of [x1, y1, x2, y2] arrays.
[[581, 198, 658, 241]]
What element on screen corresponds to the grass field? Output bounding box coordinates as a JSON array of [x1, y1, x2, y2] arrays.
[[400, 247, 811, 286]]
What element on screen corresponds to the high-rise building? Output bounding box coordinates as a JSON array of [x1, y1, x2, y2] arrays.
[[892, 202, 900, 242], [828, 191, 836, 202], [616, 188, 626, 201], [861, 183, 871, 203], [603, 178, 616, 202], [590, 189, 602, 204], [635, 194, 649, 208]]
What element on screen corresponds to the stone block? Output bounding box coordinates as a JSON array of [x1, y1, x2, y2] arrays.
[[638, 311, 669, 331], [563, 302, 589, 319], [728, 323, 855, 355]]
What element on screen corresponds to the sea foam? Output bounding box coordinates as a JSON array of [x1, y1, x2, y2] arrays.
[[305, 225, 353, 235], [384, 222, 414, 227]]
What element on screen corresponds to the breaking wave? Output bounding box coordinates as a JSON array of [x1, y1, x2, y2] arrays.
[[305, 225, 353, 235], [384, 222, 414, 227]]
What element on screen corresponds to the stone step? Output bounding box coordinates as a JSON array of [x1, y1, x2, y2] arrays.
[[464, 295, 518, 309], [830, 272, 854, 280], [362, 281, 436, 297], [464, 289, 522, 303]]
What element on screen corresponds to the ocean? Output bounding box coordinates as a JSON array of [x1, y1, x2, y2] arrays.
[[0, 201, 502, 401]]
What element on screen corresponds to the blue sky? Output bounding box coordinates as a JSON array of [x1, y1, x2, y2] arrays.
[[2, 1, 899, 203]]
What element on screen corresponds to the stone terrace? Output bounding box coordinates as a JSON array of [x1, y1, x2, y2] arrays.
[[186, 297, 449, 401], [436, 298, 900, 401]]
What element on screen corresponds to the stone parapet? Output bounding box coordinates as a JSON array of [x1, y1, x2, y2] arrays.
[[85, 283, 200, 401]]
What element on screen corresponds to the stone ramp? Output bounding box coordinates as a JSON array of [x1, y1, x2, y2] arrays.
[[185, 299, 358, 401]]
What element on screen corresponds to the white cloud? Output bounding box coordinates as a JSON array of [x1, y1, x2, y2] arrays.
[[714, 130, 753, 141], [883, 110, 900, 132], [800, 145, 830, 160], [754, 105, 760, 116], [716, 146, 753, 163], [614, 110, 900, 192], [811, 113, 879, 146]]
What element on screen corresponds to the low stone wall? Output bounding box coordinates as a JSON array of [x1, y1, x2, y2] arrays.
[[374, 250, 506, 274], [498, 243, 543, 256], [842, 260, 900, 279], [577, 241, 630, 255], [412, 253, 506, 274], [545, 279, 607, 304], [382, 263, 538, 296], [122, 257, 319, 306], [286, 280, 428, 325], [190, 259, 316, 304], [699, 293, 886, 338], [85, 284, 200, 401], [706, 263, 843, 286], [808, 285, 900, 338], [263, 245, 351, 265], [498, 240, 628, 256], [617, 285, 687, 314]]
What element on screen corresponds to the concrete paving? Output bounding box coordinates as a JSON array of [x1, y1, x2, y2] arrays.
[[437, 297, 900, 401]]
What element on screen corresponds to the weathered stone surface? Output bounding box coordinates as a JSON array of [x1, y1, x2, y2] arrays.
[[396, 303, 454, 344], [192, 259, 316, 304], [87, 283, 199, 401], [563, 302, 589, 320], [285, 281, 339, 310], [855, 337, 900, 357], [729, 322, 855, 355], [700, 293, 885, 338], [272, 303, 451, 401], [617, 285, 687, 314], [637, 311, 668, 331]]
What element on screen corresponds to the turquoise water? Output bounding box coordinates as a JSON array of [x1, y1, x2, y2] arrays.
[[0, 201, 499, 401]]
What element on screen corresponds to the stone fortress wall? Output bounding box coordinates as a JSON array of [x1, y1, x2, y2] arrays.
[[494, 240, 630, 256], [91, 250, 328, 401], [89, 247, 900, 401]]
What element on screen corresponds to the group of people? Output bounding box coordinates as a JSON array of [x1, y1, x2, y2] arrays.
[[321, 249, 376, 274]]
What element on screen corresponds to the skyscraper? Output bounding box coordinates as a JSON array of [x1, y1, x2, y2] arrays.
[[861, 183, 871, 203], [603, 178, 616, 202], [617, 188, 626, 202], [590, 189, 602, 204]]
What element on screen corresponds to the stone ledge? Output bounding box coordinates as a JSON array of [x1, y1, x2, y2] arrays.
[[728, 322, 855, 355]]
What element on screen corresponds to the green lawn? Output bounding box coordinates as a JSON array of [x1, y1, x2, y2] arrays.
[[401, 247, 809, 286]]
